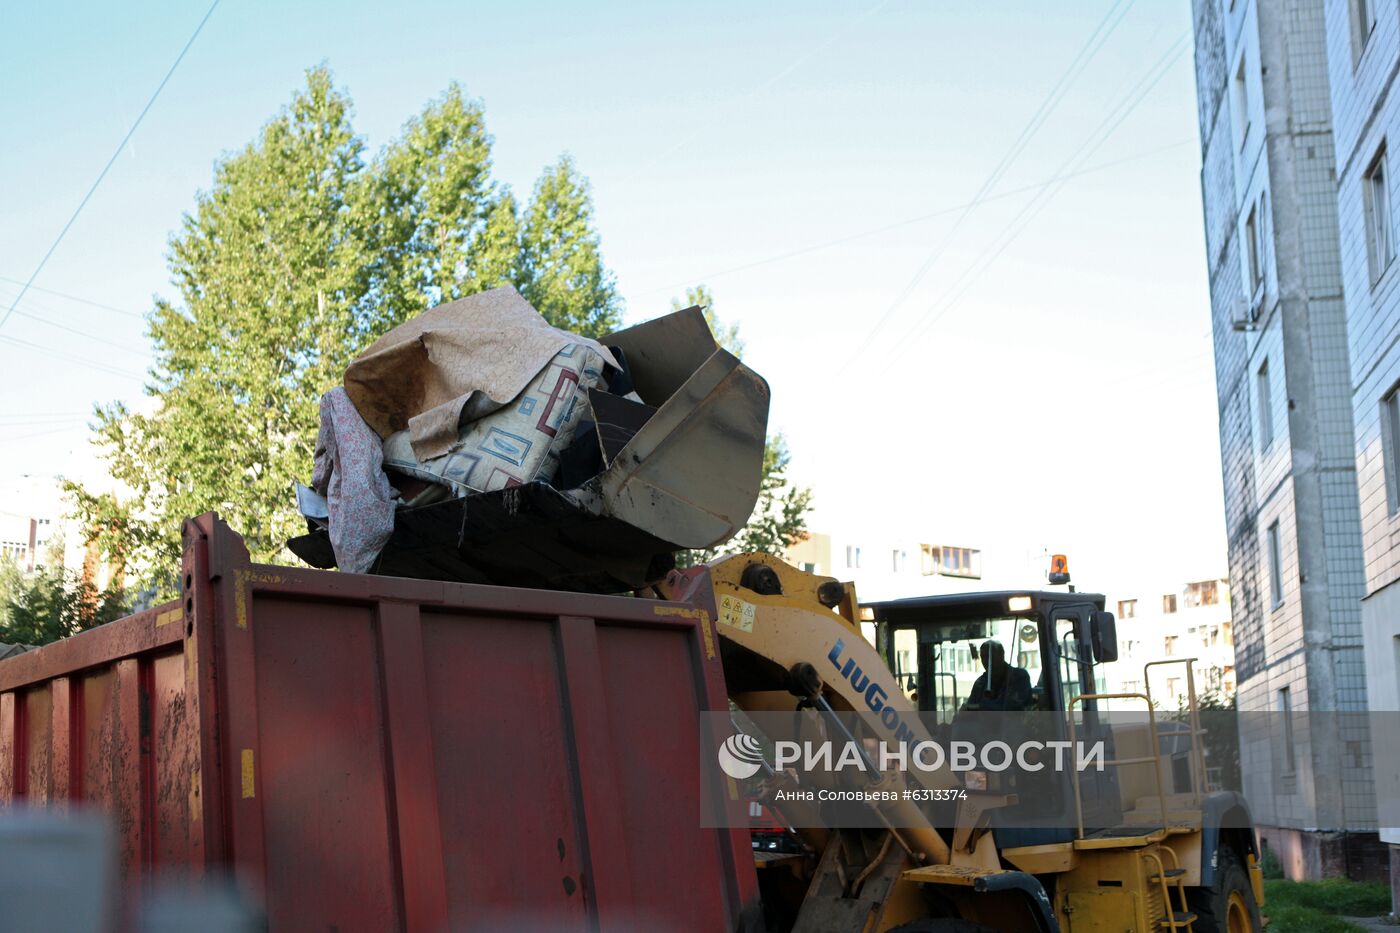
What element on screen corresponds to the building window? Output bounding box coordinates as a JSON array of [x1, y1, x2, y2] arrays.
[[801, 562, 816, 574], [1233, 54, 1250, 150], [920, 545, 981, 579], [1257, 359, 1274, 449], [1164, 635, 1178, 656], [1354, 0, 1377, 60], [1162, 594, 1178, 614], [891, 549, 907, 573], [1184, 580, 1219, 608], [1365, 146, 1394, 282], [846, 546, 861, 569], [1267, 521, 1284, 608], [1382, 384, 1400, 515], [1117, 599, 1137, 619], [1279, 686, 1296, 773], [1245, 201, 1264, 296]]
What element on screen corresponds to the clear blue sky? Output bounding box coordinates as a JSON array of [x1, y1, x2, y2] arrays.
[[0, 0, 1221, 594]]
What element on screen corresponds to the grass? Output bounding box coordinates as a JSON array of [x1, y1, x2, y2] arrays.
[[1262, 905, 1369, 933], [1261, 878, 1391, 933]]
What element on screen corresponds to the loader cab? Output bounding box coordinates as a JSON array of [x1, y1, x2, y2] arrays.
[[870, 590, 1114, 720], [870, 591, 1123, 844]]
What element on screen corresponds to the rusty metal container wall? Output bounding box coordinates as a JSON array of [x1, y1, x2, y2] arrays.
[[0, 513, 759, 931]]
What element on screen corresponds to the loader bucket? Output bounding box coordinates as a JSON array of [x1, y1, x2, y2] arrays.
[[581, 307, 770, 550], [287, 306, 770, 593]]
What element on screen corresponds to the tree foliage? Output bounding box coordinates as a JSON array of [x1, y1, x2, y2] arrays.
[[0, 554, 125, 647], [72, 67, 621, 593], [671, 286, 813, 563], [519, 156, 622, 336], [671, 285, 743, 356]]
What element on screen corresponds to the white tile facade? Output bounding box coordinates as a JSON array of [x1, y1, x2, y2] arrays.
[[1325, 0, 1400, 846], [1192, 0, 1376, 839]]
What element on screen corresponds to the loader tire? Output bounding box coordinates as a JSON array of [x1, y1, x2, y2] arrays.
[[886, 921, 998, 933], [1187, 847, 1262, 933]]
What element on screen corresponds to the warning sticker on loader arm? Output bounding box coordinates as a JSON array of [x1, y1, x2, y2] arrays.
[[718, 594, 756, 632]]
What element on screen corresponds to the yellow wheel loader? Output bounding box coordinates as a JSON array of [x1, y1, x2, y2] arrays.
[[662, 553, 1265, 933]]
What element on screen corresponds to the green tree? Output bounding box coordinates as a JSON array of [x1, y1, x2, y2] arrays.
[[671, 284, 743, 356], [0, 551, 125, 647], [671, 286, 813, 563], [76, 67, 370, 585], [1178, 688, 1240, 792], [358, 83, 505, 334], [70, 68, 624, 596], [519, 156, 622, 338]]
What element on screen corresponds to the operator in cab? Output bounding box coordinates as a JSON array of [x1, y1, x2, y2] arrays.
[[961, 641, 1033, 712]]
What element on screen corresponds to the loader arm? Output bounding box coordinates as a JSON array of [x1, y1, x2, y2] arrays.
[[659, 554, 1077, 932], [663, 552, 958, 867]]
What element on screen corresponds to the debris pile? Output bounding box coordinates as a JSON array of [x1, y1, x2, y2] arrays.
[[288, 285, 770, 592]]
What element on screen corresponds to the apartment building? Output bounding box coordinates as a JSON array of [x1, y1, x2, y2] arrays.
[[782, 532, 1045, 604], [1105, 578, 1236, 706], [1323, 0, 1400, 900], [1191, 0, 1380, 879]]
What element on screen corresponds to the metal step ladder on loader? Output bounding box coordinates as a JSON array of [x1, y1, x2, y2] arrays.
[[1067, 659, 1209, 932]]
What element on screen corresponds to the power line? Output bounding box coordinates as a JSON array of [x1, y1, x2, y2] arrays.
[[649, 0, 893, 168], [836, 0, 1138, 377], [0, 0, 220, 334], [0, 425, 91, 443], [885, 32, 1191, 366], [0, 418, 91, 432], [0, 276, 143, 318], [0, 334, 145, 381], [3, 307, 148, 356], [0, 283, 150, 354], [635, 137, 1191, 300], [0, 411, 92, 421]]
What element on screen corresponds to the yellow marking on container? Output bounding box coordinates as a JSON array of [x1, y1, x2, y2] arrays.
[[652, 605, 707, 621], [240, 749, 255, 799], [235, 570, 286, 629], [155, 607, 182, 628], [245, 571, 286, 585], [653, 605, 717, 659], [701, 615, 718, 659], [718, 594, 757, 633], [185, 631, 196, 690], [235, 570, 249, 629]]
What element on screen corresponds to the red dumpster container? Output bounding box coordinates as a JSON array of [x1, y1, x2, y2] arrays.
[[0, 513, 759, 931]]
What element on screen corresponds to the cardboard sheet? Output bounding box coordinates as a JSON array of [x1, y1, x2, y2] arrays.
[[344, 286, 618, 460]]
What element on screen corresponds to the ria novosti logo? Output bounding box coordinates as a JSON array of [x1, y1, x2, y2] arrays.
[[717, 733, 765, 779]]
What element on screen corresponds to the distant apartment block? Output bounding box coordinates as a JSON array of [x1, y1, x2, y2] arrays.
[[784, 532, 1002, 604], [0, 474, 112, 591], [1105, 578, 1236, 706]]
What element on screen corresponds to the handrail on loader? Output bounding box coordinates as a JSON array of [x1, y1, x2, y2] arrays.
[[1143, 657, 1209, 794], [1066, 691, 1171, 840]]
